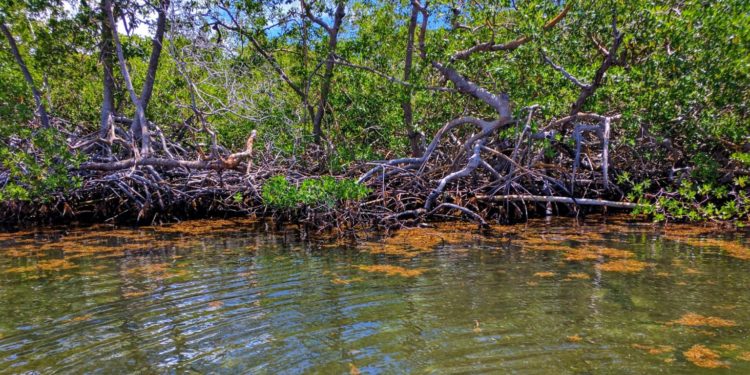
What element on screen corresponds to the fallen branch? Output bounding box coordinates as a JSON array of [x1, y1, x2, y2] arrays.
[[425, 140, 488, 210], [476, 194, 641, 209], [81, 157, 225, 171]]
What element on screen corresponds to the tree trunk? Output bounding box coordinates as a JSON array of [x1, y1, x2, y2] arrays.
[[104, 0, 150, 157], [311, 1, 344, 144], [130, 0, 169, 141], [300, 3, 310, 125], [99, 0, 116, 140], [403, 4, 422, 156], [0, 22, 50, 128]]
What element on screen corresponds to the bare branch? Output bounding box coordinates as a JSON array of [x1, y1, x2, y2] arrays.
[[431, 62, 512, 121], [300, 0, 333, 34], [413, 0, 428, 60], [569, 18, 624, 115], [546, 112, 622, 129], [0, 22, 50, 128], [425, 140, 485, 210], [331, 57, 455, 92], [477, 194, 641, 209], [542, 3, 571, 30], [449, 3, 571, 61], [451, 36, 529, 61], [103, 0, 151, 156], [542, 53, 590, 89]]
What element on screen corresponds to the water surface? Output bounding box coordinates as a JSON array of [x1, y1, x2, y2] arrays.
[[1, 218, 749, 374]]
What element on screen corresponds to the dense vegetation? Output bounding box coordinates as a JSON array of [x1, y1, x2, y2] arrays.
[[0, 0, 748, 226]]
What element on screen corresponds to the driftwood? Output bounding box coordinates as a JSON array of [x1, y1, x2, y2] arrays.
[[476, 195, 641, 209]]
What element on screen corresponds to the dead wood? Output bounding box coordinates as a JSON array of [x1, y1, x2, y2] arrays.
[[355, 4, 632, 226], [477, 195, 641, 209]]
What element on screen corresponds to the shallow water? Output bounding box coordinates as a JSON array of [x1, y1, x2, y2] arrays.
[[1, 218, 749, 374]]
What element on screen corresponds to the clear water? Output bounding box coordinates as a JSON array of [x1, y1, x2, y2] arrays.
[[1, 218, 749, 374]]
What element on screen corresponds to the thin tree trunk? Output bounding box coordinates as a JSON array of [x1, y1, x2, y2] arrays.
[[103, 0, 150, 157], [309, 0, 345, 144], [0, 22, 50, 128], [300, 3, 310, 125], [100, 0, 116, 140], [131, 0, 169, 141], [403, 4, 422, 156]]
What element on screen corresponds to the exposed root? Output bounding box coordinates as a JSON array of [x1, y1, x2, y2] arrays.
[[355, 10, 629, 227]]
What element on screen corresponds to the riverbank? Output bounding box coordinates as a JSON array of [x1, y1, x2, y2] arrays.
[[4, 115, 748, 230], [0, 164, 644, 230], [4, 160, 747, 232], [2, 0, 748, 246]]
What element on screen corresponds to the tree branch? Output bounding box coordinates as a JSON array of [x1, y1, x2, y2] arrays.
[[451, 36, 529, 61], [449, 3, 571, 61], [477, 194, 641, 209], [300, 0, 332, 34], [0, 22, 50, 128], [542, 53, 590, 89]]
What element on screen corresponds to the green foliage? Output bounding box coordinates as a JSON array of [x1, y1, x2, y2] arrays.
[[730, 153, 750, 167], [261, 175, 370, 209], [629, 179, 750, 223], [690, 153, 720, 183], [0, 127, 83, 201], [232, 192, 243, 204], [261, 175, 298, 209]]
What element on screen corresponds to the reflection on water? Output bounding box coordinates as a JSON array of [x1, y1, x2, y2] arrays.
[[1, 218, 749, 373]]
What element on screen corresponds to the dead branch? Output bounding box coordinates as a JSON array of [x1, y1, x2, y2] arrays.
[[425, 140, 485, 210], [542, 53, 590, 89], [477, 194, 641, 209]]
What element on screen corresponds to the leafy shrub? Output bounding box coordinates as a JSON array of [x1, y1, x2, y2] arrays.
[[0, 127, 83, 202], [261, 175, 370, 209], [629, 179, 750, 223]]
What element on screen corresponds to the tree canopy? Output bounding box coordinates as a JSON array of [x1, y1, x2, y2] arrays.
[[1, 0, 748, 224]]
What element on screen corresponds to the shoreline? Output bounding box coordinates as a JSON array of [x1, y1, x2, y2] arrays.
[[0, 199, 731, 236], [0, 174, 643, 231]]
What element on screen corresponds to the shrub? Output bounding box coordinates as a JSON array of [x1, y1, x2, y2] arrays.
[[261, 175, 370, 209], [0, 127, 83, 202]]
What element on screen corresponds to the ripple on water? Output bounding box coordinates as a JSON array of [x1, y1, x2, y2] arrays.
[[1, 221, 750, 373]]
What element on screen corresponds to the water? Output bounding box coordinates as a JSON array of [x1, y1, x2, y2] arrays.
[[1, 218, 749, 374]]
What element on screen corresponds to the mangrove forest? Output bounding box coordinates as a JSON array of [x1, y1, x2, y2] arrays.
[[0, 0, 748, 227], [2, 1, 750, 373]]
